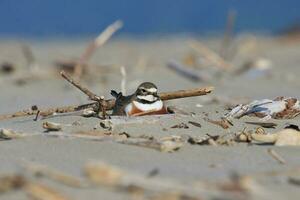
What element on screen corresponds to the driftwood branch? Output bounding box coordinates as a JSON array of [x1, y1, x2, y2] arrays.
[[0, 71, 213, 120], [74, 20, 123, 78], [159, 86, 213, 101]]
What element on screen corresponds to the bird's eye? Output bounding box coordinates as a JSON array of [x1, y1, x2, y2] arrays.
[[141, 89, 146, 93]]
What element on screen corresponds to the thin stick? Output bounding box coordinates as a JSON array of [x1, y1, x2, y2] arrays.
[[267, 148, 286, 165], [120, 66, 126, 95], [189, 40, 232, 69], [220, 10, 236, 60], [0, 102, 96, 121], [34, 110, 40, 121], [61, 71, 100, 101], [74, 20, 123, 78]]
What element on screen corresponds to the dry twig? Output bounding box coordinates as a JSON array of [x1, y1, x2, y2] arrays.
[[120, 66, 127, 95], [0, 77, 213, 120], [220, 10, 236, 60], [61, 70, 108, 118]]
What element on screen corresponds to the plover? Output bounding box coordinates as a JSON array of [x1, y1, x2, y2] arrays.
[[111, 82, 168, 116]]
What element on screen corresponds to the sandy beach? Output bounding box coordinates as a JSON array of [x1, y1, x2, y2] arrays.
[[0, 35, 300, 200]]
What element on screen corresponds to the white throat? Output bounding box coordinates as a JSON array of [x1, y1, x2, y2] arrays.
[[125, 100, 163, 115]]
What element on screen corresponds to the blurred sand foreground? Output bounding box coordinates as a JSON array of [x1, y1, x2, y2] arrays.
[[0, 35, 300, 200]]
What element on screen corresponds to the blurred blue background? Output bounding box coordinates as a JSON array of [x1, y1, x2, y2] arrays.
[[0, 0, 299, 37]]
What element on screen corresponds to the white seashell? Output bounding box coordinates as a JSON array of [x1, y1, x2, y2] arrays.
[[225, 97, 300, 119]]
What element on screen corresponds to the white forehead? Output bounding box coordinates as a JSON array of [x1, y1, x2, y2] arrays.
[[137, 95, 157, 102]]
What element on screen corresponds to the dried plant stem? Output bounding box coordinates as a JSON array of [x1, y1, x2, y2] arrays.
[[220, 10, 236, 60], [189, 40, 232, 69], [21, 44, 38, 72], [120, 66, 127, 95], [74, 20, 123, 78]]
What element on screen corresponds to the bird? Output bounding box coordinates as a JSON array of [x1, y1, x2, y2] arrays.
[[111, 82, 168, 116]]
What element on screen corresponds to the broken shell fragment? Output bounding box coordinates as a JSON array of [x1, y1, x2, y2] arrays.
[[159, 140, 183, 152], [251, 129, 300, 146], [42, 122, 62, 131], [0, 129, 23, 140], [188, 134, 219, 145], [238, 133, 249, 142], [81, 108, 95, 117], [236, 130, 252, 143]]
